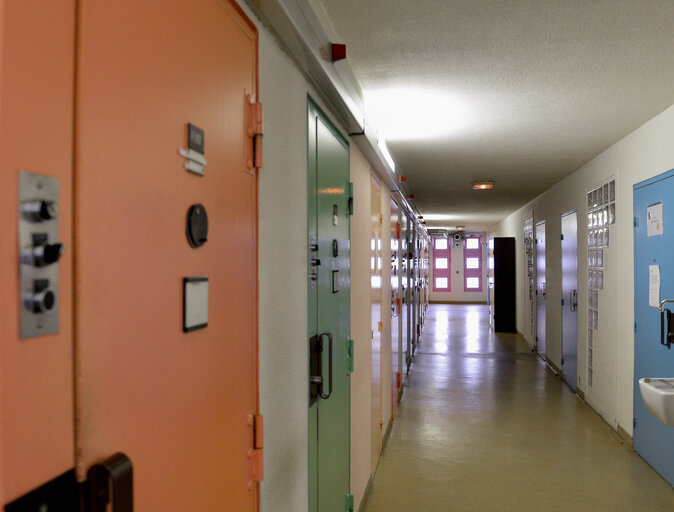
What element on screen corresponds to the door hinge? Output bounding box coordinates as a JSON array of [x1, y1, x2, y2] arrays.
[[561, 298, 565, 306], [246, 94, 263, 172], [345, 493, 354, 511], [87, 453, 134, 512], [561, 358, 565, 365], [378, 321, 383, 332], [379, 213, 383, 225], [348, 181, 354, 215], [633, 417, 637, 430], [634, 322, 637, 333], [633, 217, 638, 228], [561, 234, 564, 240], [249, 414, 264, 483], [346, 338, 354, 374]]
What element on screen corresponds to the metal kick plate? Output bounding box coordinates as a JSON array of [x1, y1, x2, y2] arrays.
[[19, 171, 61, 338]]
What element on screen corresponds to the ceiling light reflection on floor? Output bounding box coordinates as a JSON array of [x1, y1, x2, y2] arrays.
[[365, 88, 467, 141]]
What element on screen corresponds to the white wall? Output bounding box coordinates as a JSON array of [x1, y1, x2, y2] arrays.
[[349, 146, 373, 511], [493, 103, 674, 436], [248, 4, 395, 509], [429, 233, 488, 303], [253, 11, 354, 510]]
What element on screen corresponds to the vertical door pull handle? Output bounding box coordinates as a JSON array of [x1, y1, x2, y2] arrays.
[[318, 332, 333, 399], [88, 452, 134, 512], [660, 299, 674, 347]]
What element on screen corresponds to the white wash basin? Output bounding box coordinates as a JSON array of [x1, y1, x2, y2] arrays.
[[639, 378, 674, 426]]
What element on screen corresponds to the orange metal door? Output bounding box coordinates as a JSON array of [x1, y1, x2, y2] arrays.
[[74, 1, 259, 510], [0, 0, 76, 504]]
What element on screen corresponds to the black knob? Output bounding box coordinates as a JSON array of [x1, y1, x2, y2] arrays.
[[26, 288, 57, 313], [21, 200, 59, 221], [38, 243, 65, 267], [39, 200, 58, 220]]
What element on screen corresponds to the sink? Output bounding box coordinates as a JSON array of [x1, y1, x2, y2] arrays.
[[639, 378, 674, 426]]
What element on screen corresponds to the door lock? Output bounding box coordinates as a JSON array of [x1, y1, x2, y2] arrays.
[[19, 171, 63, 338], [20, 198, 59, 222], [22, 233, 65, 267]]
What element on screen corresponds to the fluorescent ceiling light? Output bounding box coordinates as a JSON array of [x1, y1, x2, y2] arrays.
[[365, 88, 468, 140], [420, 213, 460, 221], [377, 136, 396, 172]]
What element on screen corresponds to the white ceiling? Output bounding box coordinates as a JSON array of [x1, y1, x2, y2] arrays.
[[318, 0, 674, 230]]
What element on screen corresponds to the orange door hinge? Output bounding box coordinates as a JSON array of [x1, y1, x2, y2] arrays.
[[248, 413, 264, 485], [245, 94, 263, 172], [378, 321, 383, 332], [253, 414, 264, 482]]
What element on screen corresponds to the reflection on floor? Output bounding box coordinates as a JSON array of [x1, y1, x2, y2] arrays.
[[362, 304, 674, 511]]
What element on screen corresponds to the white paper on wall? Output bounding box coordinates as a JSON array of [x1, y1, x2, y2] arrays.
[[649, 264, 661, 308], [647, 202, 663, 237]]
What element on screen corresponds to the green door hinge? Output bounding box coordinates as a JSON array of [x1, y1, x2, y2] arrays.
[[346, 339, 354, 374], [348, 182, 354, 215], [345, 493, 354, 511]]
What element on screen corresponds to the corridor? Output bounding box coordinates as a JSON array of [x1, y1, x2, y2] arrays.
[[362, 305, 674, 512]]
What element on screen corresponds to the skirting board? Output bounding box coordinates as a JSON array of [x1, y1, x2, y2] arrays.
[[430, 300, 487, 305], [382, 417, 393, 450], [617, 424, 633, 448], [357, 475, 373, 512], [545, 357, 561, 376]]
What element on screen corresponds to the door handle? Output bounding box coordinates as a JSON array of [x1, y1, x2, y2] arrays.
[[309, 332, 333, 401], [660, 299, 674, 348], [318, 332, 333, 400], [570, 289, 578, 312], [87, 452, 133, 512]]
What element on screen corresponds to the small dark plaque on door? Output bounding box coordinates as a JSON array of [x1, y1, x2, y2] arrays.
[[188, 123, 205, 155]]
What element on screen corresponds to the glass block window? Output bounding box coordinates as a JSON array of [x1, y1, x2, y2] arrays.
[[433, 237, 451, 291], [464, 235, 483, 292]]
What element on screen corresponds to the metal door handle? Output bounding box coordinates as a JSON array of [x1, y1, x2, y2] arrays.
[[660, 299, 674, 348], [87, 452, 133, 512], [318, 332, 333, 399]]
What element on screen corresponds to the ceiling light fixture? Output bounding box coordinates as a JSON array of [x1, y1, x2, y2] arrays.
[[472, 181, 494, 190], [365, 88, 468, 141], [456, 226, 465, 230], [377, 136, 396, 173]]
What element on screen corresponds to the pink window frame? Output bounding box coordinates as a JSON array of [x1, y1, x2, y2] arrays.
[[464, 235, 483, 292], [432, 238, 451, 291]]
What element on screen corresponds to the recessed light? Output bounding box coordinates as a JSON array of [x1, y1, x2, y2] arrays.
[[456, 226, 465, 230], [472, 181, 494, 190]]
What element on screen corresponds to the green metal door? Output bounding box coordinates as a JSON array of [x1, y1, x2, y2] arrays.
[[307, 98, 352, 512]]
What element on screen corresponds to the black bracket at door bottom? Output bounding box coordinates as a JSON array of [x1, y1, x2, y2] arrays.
[[4, 470, 80, 512], [87, 453, 133, 512], [4, 453, 133, 512]]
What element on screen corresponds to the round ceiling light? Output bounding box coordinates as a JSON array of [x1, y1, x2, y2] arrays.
[[472, 181, 494, 190]]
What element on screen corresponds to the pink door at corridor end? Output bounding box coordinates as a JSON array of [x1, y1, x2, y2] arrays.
[[74, 1, 261, 510]]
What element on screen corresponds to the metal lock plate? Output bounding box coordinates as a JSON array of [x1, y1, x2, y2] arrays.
[[19, 171, 62, 338]]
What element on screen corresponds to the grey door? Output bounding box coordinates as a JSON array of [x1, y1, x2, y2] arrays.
[[536, 221, 546, 358], [561, 210, 578, 391]]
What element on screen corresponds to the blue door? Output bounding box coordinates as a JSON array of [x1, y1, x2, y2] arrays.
[[633, 169, 674, 485], [561, 210, 578, 391]]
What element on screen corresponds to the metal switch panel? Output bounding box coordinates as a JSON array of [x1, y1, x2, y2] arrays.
[[19, 171, 63, 338]]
